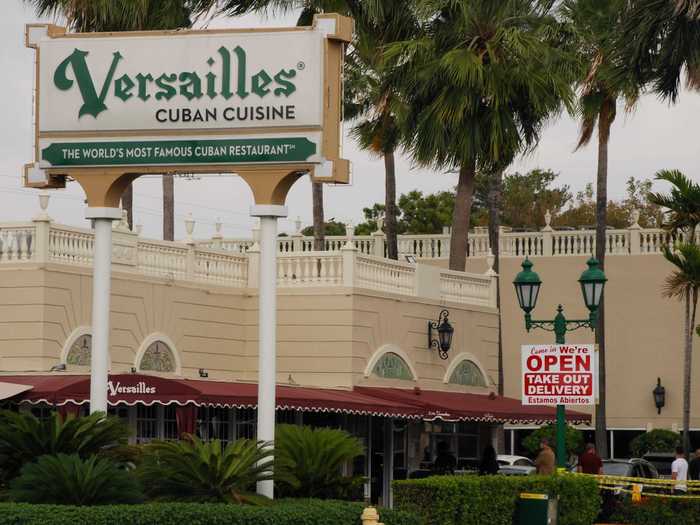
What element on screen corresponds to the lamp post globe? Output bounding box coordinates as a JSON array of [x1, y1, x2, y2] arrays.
[[578, 257, 607, 314], [513, 258, 542, 314]]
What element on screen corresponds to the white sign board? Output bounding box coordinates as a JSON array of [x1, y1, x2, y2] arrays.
[[521, 344, 597, 406], [24, 16, 351, 185]]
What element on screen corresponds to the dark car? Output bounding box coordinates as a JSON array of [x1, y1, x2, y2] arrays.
[[602, 458, 659, 479], [642, 453, 675, 479]]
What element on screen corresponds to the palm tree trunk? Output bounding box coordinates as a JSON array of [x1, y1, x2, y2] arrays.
[[312, 182, 325, 251], [449, 159, 477, 271], [488, 169, 504, 395], [683, 287, 698, 455], [162, 176, 174, 241], [595, 99, 615, 459], [384, 151, 398, 260], [121, 183, 133, 230]]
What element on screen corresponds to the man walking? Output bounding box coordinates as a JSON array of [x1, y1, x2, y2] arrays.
[[672, 446, 689, 493], [689, 448, 700, 481], [577, 443, 603, 475], [535, 438, 556, 475]]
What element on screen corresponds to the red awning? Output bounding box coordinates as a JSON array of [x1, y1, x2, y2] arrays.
[[0, 374, 590, 424], [355, 386, 590, 425]]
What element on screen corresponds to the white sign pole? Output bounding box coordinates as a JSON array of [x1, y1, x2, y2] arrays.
[[251, 204, 287, 499], [86, 208, 122, 413]]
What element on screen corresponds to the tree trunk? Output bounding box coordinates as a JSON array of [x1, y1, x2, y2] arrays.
[[312, 182, 325, 251], [384, 151, 398, 260], [594, 98, 615, 459], [488, 169, 504, 395], [683, 288, 698, 455], [162, 175, 174, 241], [449, 159, 477, 271], [121, 183, 133, 230]]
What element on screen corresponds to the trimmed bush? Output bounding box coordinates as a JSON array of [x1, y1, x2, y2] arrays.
[[0, 500, 419, 525], [611, 497, 700, 525], [521, 424, 585, 458], [629, 429, 680, 457], [394, 474, 600, 525]]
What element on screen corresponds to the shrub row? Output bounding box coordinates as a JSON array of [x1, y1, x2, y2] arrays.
[[0, 500, 419, 525], [611, 497, 700, 525], [393, 474, 600, 525]]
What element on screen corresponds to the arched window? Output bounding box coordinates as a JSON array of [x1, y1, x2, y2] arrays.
[[372, 352, 413, 380], [449, 360, 487, 387], [139, 341, 176, 373], [66, 334, 91, 366]]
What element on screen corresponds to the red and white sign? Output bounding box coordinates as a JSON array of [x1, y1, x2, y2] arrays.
[[521, 344, 597, 406]]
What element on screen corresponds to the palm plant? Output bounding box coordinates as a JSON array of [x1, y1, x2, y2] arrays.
[[23, 0, 191, 237], [559, 0, 640, 458], [619, 0, 700, 102], [386, 0, 576, 271], [0, 410, 129, 484], [274, 424, 364, 499], [649, 170, 700, 454], [8, 453, 142, 505], [139, 436, 275, 504], [661, 243, 700, 454]]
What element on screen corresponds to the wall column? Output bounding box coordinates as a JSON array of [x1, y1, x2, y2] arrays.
[[251, 204, 287, 499], [86, 207, 121, 413]]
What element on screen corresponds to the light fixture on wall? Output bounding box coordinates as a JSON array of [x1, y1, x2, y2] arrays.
[[199, 369, 209, 378], [653, 378, 666, 415], [130, 367, 137, 374], [428, 309, 454, 360]]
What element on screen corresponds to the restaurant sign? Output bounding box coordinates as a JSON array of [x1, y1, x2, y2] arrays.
[[24, 16, 351, 185], [521, 344, 597, 406]]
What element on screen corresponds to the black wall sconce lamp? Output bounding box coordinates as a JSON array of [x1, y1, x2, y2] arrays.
[[199, 369, 209, 378], [653, 377, 665, 415], [428, 309, 454, 360]]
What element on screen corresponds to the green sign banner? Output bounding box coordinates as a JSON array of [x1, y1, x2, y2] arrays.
[[41, 137, 317, 167]]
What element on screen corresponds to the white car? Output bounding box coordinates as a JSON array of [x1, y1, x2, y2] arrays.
[[497, 455, 536, 475]]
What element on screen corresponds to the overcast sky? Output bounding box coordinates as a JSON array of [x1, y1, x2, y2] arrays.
[[1, 1, 699, 240]]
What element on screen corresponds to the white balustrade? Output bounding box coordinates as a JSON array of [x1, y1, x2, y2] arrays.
[[137, 240, 188, 279], [354, 254, 415, 296], [552, 230, 595, 256], [194, 249, 248, 287], [277, 252, 343, 286], [439, 268, 493, 307], [49, 225, 94, 265], [0, 225, 35, 262], [503, 232, 543, 257]]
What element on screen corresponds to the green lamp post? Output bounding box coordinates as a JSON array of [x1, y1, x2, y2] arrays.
[[513, 257, 607, 468]]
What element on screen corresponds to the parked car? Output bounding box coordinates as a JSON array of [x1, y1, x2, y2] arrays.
[[497, 455, 536, 475], [602, 458, 659, 479], [642, 453, 675, 479]]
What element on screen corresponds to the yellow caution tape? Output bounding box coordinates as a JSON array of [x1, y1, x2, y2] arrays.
[[520, 493, 548, 500], [570, 473, 700, 500]]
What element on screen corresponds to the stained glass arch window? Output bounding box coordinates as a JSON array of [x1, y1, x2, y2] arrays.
[[66, 334, 91, 366], [139, 341, 176, 373], [448, 360, 487, 387], [372, 352, 414, 380]]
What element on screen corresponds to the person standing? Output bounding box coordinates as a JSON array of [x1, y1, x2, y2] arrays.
[[432, 441, 457, 475], [577, 443, 603, 475], [672, 446, 689, 493], [535, 438, 556, 475], [479, 445, 499, 475], [689, 448, 700, 481]]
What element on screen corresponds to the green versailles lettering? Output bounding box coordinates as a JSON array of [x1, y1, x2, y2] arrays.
[[54, 46, 298, 118]]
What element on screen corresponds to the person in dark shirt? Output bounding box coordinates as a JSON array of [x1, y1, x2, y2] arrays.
[[577, 442, 603, 475], [689, 448, 700, 480], [479, 445, 499, 475], [433, 440, 457, 475]]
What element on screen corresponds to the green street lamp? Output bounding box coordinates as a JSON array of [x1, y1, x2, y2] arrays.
[[513, 256, 607, 468]]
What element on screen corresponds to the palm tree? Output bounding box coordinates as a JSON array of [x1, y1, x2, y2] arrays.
[[139, 436, 276, 504], [560, 0, 640, 459], [619, 0, 700, 102], [23, 0, 191, 237], [661, 243, 700, 455], [386, 0, 576, 271], [649, 170, 700, 454]]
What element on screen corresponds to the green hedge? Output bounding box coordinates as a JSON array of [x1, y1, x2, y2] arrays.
[[611, 497, 700, 525], [394, 474, 600, 525], [0, 500, 419, 525]]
